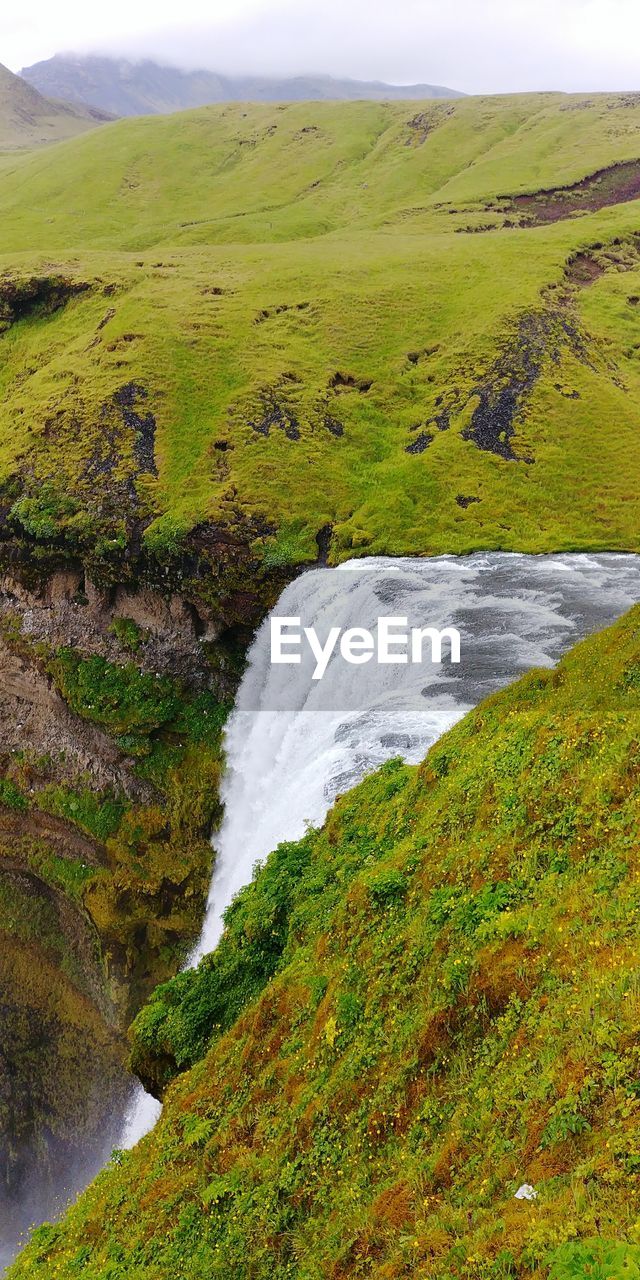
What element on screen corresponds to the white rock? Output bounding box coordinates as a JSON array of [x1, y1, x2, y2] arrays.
[[514, 1183, 537, 1201]]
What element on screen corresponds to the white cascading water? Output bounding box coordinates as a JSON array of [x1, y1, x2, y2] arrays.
[[122, 551, 640, 1145]]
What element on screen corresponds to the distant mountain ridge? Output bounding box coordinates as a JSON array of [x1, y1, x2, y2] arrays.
[[0, 61, 110, 148], [20, 54, 463, 117]]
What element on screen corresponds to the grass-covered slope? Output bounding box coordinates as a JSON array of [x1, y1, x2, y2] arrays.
[[12, 605, 640, 1279], [1, 94, 640, 570]]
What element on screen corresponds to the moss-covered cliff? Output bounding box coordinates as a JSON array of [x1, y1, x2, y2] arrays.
[[0, 548, 289, 1250]]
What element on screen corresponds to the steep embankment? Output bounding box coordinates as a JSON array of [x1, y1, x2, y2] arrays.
[[10, 606, 640, 1278]]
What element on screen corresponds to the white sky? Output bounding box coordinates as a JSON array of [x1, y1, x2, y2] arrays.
[[3, 0, 640, 94]]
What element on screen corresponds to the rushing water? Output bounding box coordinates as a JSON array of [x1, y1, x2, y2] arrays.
[[122, 551, 640, 1145]]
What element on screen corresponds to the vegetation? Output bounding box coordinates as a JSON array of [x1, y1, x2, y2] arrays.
[[0, 640, 230, 1010], [11, 606, 640, 1278], [0, 94, 640, 568], [48, 649, 182, 738], [0, 631, 229, 1242]]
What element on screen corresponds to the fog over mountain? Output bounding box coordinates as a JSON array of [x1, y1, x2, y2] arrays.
[[6, 0, 640, 95], [20, 54, 462, 116]]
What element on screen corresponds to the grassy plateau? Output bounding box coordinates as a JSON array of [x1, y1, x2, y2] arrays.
[[0, 93, 640, 568]]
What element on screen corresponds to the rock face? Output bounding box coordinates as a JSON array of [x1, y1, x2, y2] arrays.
[[3, 568, 215, 701]]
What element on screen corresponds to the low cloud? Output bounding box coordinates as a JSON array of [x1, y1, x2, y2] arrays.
[[5, 0, 640, 94]]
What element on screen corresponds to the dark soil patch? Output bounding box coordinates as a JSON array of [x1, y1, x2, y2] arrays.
[[405, 430, 433, 454], [564, 251, 606, 286], [255, 301, 310, 325], [429, 237, 630, 465], [462, 309, 583, 462], [429, 404, 452, 432], [455, 222, 502, 235], [249, 392, 301, 441], [405, 104, 454, 146], [407, 345, 439, 366], [96, 308, 116, 332], [606, 93, 640, 110], [315, 524, 333, 564], [113, 384, 158, 476], [562, 235, 640, 290], [559, 99, 595, 112], [456, 494, 481, 509], [329, 372, 372, 394], [502, 158, 640, 226], [323, 413, 344, 438], [466, 305, 600, 461], [554, 383, 580, 399]]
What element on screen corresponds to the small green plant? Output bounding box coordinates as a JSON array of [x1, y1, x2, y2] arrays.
[[0, 778, 28, 811], [47, 649, 182, 738], [10, 485, 79, 541], [109, 617, 144, 653], [37, 785, 125, 841], [549, 1239, 640, 1279]]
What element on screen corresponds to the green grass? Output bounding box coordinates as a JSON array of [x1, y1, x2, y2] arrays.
[[0, 94, 640, 567], [37, 648, 230, 996], [37, 784, 126, 842], [12, 605, 640, 1279], [47, 648, 183, 740]]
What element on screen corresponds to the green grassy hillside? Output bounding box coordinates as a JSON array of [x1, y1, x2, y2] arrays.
[[11, 605, 640, 1279], [1, 93, 640, 572]]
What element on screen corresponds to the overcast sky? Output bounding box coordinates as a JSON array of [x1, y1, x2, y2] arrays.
[[3, 0, 640, 94]]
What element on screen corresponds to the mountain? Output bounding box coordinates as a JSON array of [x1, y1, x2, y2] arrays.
[[0, 60, 109, 148], [20, 54, 463, 116], [10, 603, 640, 1279]]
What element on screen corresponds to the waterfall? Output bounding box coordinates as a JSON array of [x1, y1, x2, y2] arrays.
[[123, 551, 640, 1144]]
